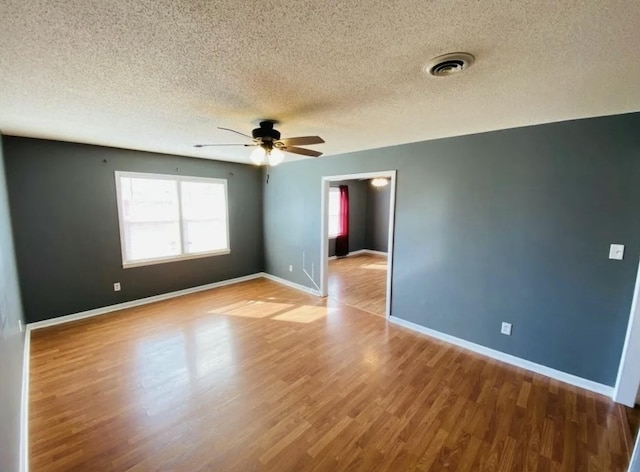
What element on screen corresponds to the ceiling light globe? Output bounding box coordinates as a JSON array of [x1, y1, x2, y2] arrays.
[[371, 178, 388, 188], [250, 146, 266, 165], [268, 148, 284, 166]]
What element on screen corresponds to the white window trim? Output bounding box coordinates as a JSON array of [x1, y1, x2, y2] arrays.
[[115, 171, 231, 269]]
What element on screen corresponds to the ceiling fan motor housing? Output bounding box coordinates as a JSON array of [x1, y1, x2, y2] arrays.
[[252, 120, 281, 142]]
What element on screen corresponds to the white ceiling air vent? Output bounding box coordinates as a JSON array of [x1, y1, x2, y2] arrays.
[[423, 53, 475, 77]]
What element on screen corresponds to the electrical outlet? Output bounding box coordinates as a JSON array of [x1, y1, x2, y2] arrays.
[[501, 322, 512, 336], [289, 265, 293, 272], [609, 244, 625, 260], [114, 282, 121, 292]]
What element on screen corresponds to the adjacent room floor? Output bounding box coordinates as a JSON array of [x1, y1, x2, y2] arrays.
[[328, 253, 387, 317], [30, 278, 635, 471]]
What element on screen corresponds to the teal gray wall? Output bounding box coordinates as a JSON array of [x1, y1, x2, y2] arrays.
[[365, 183, 390, 253], [263, 113, 640, 386], [4, 137, 264, 324], [0, 133, 25, 472]]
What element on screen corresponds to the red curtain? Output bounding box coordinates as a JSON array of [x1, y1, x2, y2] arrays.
[[335, 185, 349, 256]]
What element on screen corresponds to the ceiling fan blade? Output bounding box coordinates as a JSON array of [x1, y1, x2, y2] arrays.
[[194, 143, 256, 148], [279, 136, 325, 146], [217, 127, 254, 140], [282, 146, 323, 157]]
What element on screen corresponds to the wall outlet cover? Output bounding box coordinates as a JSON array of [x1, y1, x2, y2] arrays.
[[609, 244, 625, 260], [114, 282, 121, 292], [289, 265, 293, 272], [501, 322, 512, 336]]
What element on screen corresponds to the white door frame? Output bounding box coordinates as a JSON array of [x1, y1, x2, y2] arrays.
[[614, 258, 640, 406], [319, 170, 397, 318]]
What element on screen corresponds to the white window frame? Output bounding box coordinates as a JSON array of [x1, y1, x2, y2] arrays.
[[115, 171, 230, 268], [328, 187, 341, 238]]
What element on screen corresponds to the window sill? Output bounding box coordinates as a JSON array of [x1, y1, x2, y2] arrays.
[[122, 249, 231, 269]]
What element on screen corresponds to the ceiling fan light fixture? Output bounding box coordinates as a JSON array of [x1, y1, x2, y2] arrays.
[[196, 121, 324, 166], [267, 148, 284, 166], [250, 146, 266, 165], [371, 178, 389, 188]]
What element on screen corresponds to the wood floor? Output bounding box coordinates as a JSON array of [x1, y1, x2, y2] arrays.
[[30, 278, 634, 471], [329, 253, 387, 316]]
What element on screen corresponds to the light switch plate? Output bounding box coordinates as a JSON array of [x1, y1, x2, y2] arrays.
[[609, 244, 625, 260], [501, 322, 512, 336]]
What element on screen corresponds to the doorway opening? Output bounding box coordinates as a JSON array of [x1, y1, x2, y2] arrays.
[[320, 171, 396, 317], [614, 258, 640, 406]]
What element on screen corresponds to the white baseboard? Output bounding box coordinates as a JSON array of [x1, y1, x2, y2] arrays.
[[20, 326, 30, 472], [26, 272, 322, 331], [260, 272, 322, 296], [28, 273, 264, 330], [388, 316, 614, 398], [328, 249, 388, 260], [363, 249, 387, 257]]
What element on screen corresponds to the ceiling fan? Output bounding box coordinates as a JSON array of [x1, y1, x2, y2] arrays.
[[194, 120, 324, 166]]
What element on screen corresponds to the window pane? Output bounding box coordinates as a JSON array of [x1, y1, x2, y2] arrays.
[[184, 220, 228, 253], [180, 181, 228, 254], [121, 177, 180, 223], [120, 177, 181, 262], [328, 220, 339, 237], [328, 188, 341, 238], [127, 222, 181, 260]]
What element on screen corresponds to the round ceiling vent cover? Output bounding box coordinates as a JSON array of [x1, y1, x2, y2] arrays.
[[423, 53, 475, 77]]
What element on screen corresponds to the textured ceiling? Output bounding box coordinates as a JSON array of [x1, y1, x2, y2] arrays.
[[1, 1, 640, 164]]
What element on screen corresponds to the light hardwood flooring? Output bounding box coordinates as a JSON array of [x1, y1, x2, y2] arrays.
[[30, 278, 635, 471], [328, 253, 387, 316]]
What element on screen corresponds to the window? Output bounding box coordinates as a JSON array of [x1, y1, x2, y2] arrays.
[[115, 171, 229, 267], [328, 187, 341, 238]]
